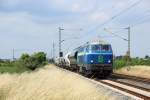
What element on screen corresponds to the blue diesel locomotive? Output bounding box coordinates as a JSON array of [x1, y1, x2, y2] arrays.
[[68, 40, 113, 76]]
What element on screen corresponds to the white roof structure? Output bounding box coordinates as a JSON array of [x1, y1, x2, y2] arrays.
[[74, 39, 110, 50], [86, 40, 110, 45]]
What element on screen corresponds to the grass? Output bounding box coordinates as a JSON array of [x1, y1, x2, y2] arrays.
[[0, 64, 111, 100], [0, 62, 30, 74], [115, 65, 150, 79]]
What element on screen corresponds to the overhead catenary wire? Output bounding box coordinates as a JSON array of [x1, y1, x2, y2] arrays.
[[122, 9, 150, 27], [85, 0, 143, 35], [104, 28, 128, 41], [103, 10, 150, 33], [131, 17, 150, 27]]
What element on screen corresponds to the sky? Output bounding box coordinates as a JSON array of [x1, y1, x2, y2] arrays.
[[0, 0, 150, 59]]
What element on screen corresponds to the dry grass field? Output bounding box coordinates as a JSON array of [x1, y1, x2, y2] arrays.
[[0, 64, 112, 100], [115, 65, 150, 79]]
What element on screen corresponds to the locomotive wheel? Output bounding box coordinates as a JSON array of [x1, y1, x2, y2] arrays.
[[79, 66, 86, 76]]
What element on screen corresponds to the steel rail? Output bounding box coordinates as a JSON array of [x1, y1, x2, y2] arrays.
[[112, 73, 150, 84], [100, 80, 150, 100]]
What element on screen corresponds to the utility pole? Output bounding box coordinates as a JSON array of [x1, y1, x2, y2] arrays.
[[128, 27, 131, 58], [126, 27, 131, 58], [58, 27, 82, 57], [53, 42, 55, 59], [12, 49, 15, 61], [104, 26, 131, 58], [58, 27, 64, 57]]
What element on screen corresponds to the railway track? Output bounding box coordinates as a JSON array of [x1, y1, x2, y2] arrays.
[[110, 79, 150, 92], [94, 73, 150, 100], [92, 73, 150, 100], [112, 73, 150, 84], [57, 66, 150, 100], [83, 74, 150, 99], [98, 79, 150, 100]]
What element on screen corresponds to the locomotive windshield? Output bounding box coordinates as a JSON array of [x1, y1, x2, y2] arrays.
[[91, 45, 101, 51], [101, 45, 110, 51], [91, 44, 110, 52]]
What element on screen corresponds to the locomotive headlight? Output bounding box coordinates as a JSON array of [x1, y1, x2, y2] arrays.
[[91, 60, 94, 63], [108, 60, 111, 63]]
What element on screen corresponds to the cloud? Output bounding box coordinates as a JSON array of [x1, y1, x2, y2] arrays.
[[0, 0, 150, 58], [48, 0, 93, 12], [0, 0, 21, 7], [89, 12, 109, 22]]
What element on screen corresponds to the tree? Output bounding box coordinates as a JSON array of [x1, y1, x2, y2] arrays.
[[20, 53, 30, 61], [32, 52, 46, 64], [19, 52, 47, 70], [145, 55, 149, 59]]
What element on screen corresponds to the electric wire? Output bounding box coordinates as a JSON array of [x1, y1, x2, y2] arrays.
[[85, 0, 143, 35]]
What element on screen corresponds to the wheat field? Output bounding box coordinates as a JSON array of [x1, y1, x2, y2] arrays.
[[0, 64, 111, 100], [115, 65, 150, 78]]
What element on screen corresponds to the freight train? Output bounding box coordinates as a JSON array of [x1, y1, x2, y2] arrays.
[[56, 40, 113, 77]]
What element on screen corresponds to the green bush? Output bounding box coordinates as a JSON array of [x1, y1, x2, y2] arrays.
[[0, 52, 48, 73], [114, 56, 150, 70], [113, 60, 126, 69], [20, 52, 47, 70]]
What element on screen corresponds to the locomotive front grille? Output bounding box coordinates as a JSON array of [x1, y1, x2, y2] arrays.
[[86, 64, 113, 71]]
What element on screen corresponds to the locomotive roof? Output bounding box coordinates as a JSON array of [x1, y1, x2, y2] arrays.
[[87, 40, 109, 45], [74, 40, 110, 50]]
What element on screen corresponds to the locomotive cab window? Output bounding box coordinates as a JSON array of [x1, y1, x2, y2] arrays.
[[101, 45, 110, 51], [91, 45, 101, 51]]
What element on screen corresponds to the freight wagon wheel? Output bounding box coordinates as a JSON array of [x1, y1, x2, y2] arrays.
[[75, 66, 79, 73], [84, 72, 93, 78], [79, 66, 85, 75]]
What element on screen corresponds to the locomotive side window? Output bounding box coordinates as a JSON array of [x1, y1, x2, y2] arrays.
[[91, 44, 111, 52], [91, 45, 101, 51], [101, 45, 110, 51], [86, 45, 89, 52]]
